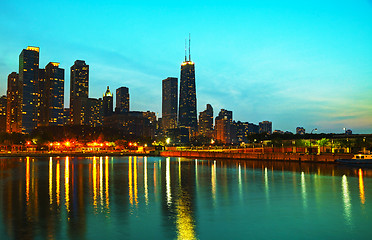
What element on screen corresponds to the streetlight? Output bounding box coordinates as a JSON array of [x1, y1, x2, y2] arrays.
[[310, 128, 317, 153]]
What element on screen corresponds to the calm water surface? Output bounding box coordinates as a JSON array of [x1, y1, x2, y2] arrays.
[[0, 156, 371, 239]]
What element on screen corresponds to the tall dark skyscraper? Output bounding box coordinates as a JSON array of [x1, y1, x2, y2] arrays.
[[6, 72, 21, 133], [70, 60, 89, 124], [116, 87, 129, 113], [19, 46, 39, 133], [103, 86, 113, 117], [162, 77, 178, 130], [178, 37, 197, 133]]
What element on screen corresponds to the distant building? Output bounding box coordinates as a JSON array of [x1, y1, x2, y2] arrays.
[[162, 77, 178, 131], [248, 122, 259, 134], [178, 40, 197, 134], [104, 111, 155, 139], [19, 46, 40, 133], [215, 109, 233, 144], [198, 104, 213, 137], [6, 72, 22, 133], [143, 111, 157, 123], [234, 121, 257, 143], [259, 121, 272, 134], [39, 62, 64, 126], [345, 129, 352, 135], [70, 60, 89, 124], [0, 96, 6, 132], [103, 86, 113, 117], [115, 87, 129, 113], [296, 127, 305, 135], [217, 109, 232, 121], [273, 129, 284, 134], [74, 98, 103, 127]]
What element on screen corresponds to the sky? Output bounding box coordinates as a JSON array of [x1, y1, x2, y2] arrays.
[[0, 0, 371, 133]]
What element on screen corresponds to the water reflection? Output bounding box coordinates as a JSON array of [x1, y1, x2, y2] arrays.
[[359, 169, 365, 205], [0, 157, 371, 239], [342, 175, 352, 225], [301, 171, 307, 209]]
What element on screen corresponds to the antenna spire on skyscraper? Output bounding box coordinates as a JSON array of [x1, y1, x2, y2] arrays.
[[185, 38, 187, 62], [189, 33, 191, 61]]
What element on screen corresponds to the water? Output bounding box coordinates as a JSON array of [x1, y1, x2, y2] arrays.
[[0, 156, 371, 239]]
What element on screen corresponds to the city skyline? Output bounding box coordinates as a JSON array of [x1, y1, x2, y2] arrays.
[[1, 0, 371, 133]]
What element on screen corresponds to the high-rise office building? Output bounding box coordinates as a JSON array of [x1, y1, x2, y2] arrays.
[[178, 37, 197, 133], [70, 60, 89, 124], [115, 87, 129, 113], [6, 72, 22, 133], [19, 46, 39, 133], [162, 77, 178, 130], [39, 63, 64, 126], [45, 62, 64, 125], [103, 86, 113, 117], [198, 104, 213, 137], [259, 121, 272, 134]]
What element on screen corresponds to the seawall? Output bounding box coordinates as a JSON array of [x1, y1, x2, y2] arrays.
[[160, 150, 352, 163]]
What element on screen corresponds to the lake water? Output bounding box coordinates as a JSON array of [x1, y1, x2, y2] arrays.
[[0, 156, 371, 239]]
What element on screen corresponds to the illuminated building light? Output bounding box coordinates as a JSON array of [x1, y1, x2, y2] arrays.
[[50, 62, 60, 67], [26, 46, 40, 52]]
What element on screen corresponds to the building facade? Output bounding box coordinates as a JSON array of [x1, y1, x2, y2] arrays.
[[162, 77, 178, 131], [19, 46, 40, 133], [74, 98, 103, 127], [70, 60, 89, 124]]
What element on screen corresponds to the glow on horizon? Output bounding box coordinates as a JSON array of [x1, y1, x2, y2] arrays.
[[0, 0, 371, 133]]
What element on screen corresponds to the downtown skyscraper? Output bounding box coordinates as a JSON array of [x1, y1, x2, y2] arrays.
[[178, 37, 197, 133], [70, 60, 89, 124], [162, 77, 178, 130], [19, 46, 39, 133], [38, 62, 64, 126]]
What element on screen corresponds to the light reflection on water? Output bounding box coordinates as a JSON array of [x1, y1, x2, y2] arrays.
[[0, 156, 372, 239]]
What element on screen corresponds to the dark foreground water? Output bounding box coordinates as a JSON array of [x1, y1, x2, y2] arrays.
[[0, 156, 371, 239]]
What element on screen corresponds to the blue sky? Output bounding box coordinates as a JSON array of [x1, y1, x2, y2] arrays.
[[1, 0, 371, 133]]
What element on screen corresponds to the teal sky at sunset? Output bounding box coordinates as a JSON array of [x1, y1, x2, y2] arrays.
[[0, 0, 371, 133]]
